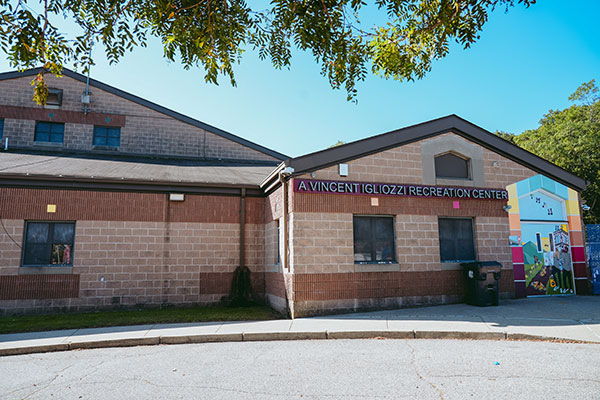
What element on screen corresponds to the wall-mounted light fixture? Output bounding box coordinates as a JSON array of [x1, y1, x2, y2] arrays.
[[280, 167, 295, 177], [339, 163, 349, 176], [169, 193, 185, 202], [582, 204, 591, 211], [502, 205, 512, 212]]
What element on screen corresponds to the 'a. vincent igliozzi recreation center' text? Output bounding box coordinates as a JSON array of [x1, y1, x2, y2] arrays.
[[294, 179, 509, 200]]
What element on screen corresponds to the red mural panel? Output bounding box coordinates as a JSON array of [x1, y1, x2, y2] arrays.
[[571, 247, 586, 263]]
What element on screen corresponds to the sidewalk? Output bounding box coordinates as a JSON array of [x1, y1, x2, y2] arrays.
[[2, 296, 600, 356]]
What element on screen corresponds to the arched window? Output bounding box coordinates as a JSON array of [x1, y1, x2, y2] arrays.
[[434, 153, 470, 179]]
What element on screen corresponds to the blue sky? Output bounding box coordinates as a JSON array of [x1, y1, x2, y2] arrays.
[[1, 0, 599, 158]]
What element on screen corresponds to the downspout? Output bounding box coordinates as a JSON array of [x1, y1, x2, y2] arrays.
[[239, 188, 246, 268], [279, 174, 289, 272], [278, 167, 294, 317]]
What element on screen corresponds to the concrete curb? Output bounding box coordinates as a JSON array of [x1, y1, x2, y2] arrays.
[[243, 331, 327, 341], [326, 330, 414, 339], [414, 331, 506, 340], [69, 337, 160, 350], [0, 343, 69, 357], [160, 333, 243, 344], [2, 329, 595, 357]]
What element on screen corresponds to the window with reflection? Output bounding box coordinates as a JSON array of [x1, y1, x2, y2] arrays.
[[353, 216, 395, 263]]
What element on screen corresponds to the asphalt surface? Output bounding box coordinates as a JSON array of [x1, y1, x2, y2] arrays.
[[2, 296, 600, 357], [2, 339, 599, 399]]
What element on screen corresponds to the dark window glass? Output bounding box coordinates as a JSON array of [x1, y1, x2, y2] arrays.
[[35, 122, 64, 143], [0, 119, 4, 139], [93, 126, 121, 147], [438, 218, 476, 262], [353, 216, 395, 263], [46, 89, 63, 107], [435, 153, 470, 179], [23, 222, 75, 266]]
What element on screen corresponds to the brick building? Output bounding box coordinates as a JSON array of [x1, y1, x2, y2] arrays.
[[0, 68, 590, 317]]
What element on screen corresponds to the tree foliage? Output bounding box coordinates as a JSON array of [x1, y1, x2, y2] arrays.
[[499, 80, 600, 224], [0, 0, 534, 103]]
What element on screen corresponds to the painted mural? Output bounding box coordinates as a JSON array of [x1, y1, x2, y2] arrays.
[[520, 222, 573, 295], [506, 175, 586, 298]]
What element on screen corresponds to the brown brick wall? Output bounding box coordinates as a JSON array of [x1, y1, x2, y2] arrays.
[[265, 271, 286, 299], [291, 270, 515, 315], [0, 74, 278, 162], [0, 188, 264, 224], [293, 270, 514, 302], [0, 217, 269, 313], [0, 104, 126, 126], [0, 274, 79, 300]]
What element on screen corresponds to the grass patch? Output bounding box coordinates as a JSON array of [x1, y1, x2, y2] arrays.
[[0, 305, 283, 334]]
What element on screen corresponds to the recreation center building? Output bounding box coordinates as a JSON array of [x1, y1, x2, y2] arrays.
[[0, 68, 591, 317]]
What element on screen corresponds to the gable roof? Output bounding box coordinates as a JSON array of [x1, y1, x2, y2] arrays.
[[281, 114, 587, 191], [0, 67, 288, 161]]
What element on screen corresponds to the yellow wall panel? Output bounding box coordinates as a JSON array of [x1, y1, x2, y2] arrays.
[[507, 197, 519, 213], [566, 200, 580, 216], [568, 188, 578, 201]]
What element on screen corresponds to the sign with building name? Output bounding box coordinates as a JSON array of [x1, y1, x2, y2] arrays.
[[293, 179, 508, 200]]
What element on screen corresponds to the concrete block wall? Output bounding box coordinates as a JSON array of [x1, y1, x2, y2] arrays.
[[301, 132, 536, 189], [286, 132, 538, 315], [0, 74, 278, 162], [262, 187, 288, 313], [306, 142, 423, 184], [0, 188, 270, 314], [290, 212, 513, 274]]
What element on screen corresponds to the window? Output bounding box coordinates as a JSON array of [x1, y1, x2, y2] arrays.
[[93, 126, 121, 147], [435, 153, 470, 179], [45, 88, 63, 107], [438, 218, 476, 262], [353, 216, 395, 263], [0, 119, 4, 139], [22, 222, 75, 266], [35, 121, 64, 143]]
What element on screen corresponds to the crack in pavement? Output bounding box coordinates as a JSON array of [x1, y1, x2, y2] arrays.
[[428, 373, 600, 384], [16, 363, 76, 399], [405, 340, 445, 400], [8, 360, 107, 400], [73, 376, 397, 399]]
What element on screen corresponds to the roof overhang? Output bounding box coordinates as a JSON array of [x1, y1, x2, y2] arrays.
[[283, 115, 588, 192]]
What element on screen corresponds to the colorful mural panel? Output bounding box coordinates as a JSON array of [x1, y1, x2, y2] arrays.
[[521, 223, 573, 296], [506, 175, 582, 297]]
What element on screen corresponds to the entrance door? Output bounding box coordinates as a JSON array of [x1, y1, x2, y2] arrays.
[[521, 222, 575, 296]]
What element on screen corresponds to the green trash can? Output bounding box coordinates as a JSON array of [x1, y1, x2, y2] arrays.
[[461, 261, 502, 306]]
